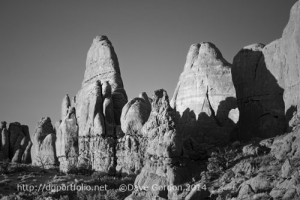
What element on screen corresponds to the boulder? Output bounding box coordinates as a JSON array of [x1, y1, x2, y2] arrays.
[[171, 42, 238, 157], [31, 117, 57, 168], [120, 92, 151, 135]]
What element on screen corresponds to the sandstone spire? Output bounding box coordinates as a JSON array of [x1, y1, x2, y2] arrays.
[[171, 42, 238, 153]]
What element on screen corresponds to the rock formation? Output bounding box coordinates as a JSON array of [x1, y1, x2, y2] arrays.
[[171, 42, 238, 158], [55, 95, 79, 172], [0, 121, 32, 163], [127, 90, 202, 200], [81, 35, 127, 125], [232, 0, 300, 140], [31, 117, 57, 168], [55, 35, 128, 173], [116, 92, 151, 175]]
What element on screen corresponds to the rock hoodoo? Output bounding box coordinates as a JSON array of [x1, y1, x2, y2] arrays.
[[55, 35, 128, 173], [55, 95, 79, 172], [75, 35, 127, 172], [0, 121, 32, 163], [31, 117, 57, 168], [171, 42, 238, 156]]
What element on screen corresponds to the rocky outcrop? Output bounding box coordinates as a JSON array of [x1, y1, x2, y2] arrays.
[[55, 95, 79, 172], [171, 42, 238, 157], [116, 92, 151, 175], [232, 0, 300, 140], [0, 121, 31, 163], [70, 35, 128, 173], [0, 121, 9, 160], [127, 90, 202, 200], [31, 117, 57, 168], [81, 35, 127, 125]]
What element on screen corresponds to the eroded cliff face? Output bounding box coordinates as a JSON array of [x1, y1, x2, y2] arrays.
[[232, 1, 300, 140], [171, 42, 238, 158]]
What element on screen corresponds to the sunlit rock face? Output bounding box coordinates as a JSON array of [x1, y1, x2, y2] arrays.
[[60, 35, 128, 173], [31, 117, 57, 168], [232, 1, 300, 140], [116, 92, 151, 175], [55, 95, 79, 173], [171, 42, 238, 157], [81, 35, 128, 125]]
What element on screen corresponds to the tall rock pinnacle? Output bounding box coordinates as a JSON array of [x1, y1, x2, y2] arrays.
[[171, 42, 238, 155], [56, 35, 128, 172]]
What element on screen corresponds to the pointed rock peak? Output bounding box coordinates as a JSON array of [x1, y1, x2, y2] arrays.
[[84, 35, 120, 86], [198, 42, 223, 58], [0, 121, 7, 129], [139, 92, 150, 103], [62, 94, 71, 106], [61, 94, 71, 120], [35, 117, 54, 134], [283, 0, 300, 38], [184, 42, 229, 71], [94, 35, 110, 42], [152, 89, 171, 112]]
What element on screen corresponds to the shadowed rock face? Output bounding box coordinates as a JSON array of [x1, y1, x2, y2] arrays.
[[0, 121, 32, 163], [232, 1, 300, 140], [171, 42, 238, 156], [31, 117, 57, 168]]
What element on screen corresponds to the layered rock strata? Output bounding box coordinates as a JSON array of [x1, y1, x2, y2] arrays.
[[171, 42, 238, 157]]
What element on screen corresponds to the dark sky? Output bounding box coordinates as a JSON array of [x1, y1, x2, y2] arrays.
[[0, 0, 297, 134]]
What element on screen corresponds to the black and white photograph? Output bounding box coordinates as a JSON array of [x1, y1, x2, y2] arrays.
[[0, 1, 300, 199]]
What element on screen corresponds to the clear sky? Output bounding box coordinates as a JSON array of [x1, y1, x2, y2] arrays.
[[0, 0, 297, 134]]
